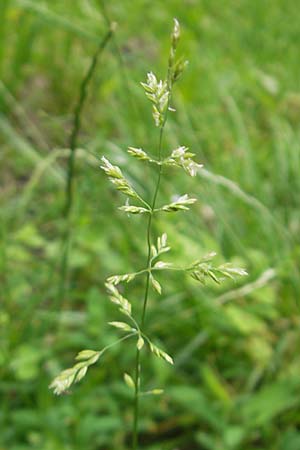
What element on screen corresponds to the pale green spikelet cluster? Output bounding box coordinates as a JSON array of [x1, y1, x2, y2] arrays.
[[49, 22, 247, 448], [127, 147, 149, 161], [100, 156, 140, 199], [126, 145, 202, 177], [159, 194, 197, 212], [141, 72, 169, 127], [49, 349, 101, 395], [166, 146, 203, 176], [187, 252, 248, 284]]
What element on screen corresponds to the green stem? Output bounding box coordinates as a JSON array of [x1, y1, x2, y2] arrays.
[[65, 28, 114, 218], [102, 332, 137, 353], [132, 108, 169, 450], [131, 32, 176, 446]]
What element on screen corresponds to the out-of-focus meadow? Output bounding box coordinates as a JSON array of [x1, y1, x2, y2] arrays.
[[1, 0, 300, 449]]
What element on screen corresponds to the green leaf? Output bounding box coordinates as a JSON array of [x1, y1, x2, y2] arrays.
[[169, 386, 222, 430], [241, 380, 300, 426]]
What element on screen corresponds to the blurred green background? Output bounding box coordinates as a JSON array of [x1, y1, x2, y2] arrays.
[[1, 0, 300, 449]]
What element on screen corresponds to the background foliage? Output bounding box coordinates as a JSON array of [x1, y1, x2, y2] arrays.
[[1, 0, 300, 449]]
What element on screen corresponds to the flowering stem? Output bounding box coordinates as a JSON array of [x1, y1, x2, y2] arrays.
[[132, 74, 173, 450]]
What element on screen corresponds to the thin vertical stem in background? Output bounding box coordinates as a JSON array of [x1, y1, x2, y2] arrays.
[[64, 27, 114, 218], [58, 26, 114, 305], [0, 217, 11, 306]]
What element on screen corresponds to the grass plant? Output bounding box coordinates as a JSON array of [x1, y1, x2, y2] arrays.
[[50, 20, 246, 448], [1, 1, 300, 449]]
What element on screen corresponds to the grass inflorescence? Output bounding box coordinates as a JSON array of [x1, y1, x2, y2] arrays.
[[50, 20, 247, 448]]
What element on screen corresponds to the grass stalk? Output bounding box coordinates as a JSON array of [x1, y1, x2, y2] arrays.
[[50, 20, 248, 450], [58, 26, 114, 305], [132, 63, 173, 450]]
